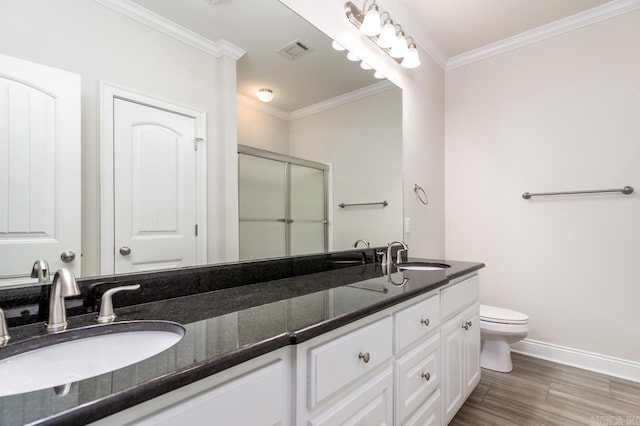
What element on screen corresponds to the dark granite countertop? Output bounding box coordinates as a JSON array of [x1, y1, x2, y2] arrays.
[[0, 255, 483, 426]]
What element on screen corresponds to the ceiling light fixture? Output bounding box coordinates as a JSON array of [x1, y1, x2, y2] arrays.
[[256, 88, 274, 103], [344, 1, 420, 69]]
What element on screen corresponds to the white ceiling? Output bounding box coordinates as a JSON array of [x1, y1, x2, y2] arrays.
[[396, 0, 612, 58], [129, 0, 630, 111]]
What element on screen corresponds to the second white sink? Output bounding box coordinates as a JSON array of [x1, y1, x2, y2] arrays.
[[0, 320, 184, 397]]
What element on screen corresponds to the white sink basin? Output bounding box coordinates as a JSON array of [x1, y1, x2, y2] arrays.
[[0, 321, 184, 397], [396, 262, 451, 271]]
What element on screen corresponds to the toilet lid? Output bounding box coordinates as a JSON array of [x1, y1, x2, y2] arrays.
[[480, 305, 528, 324]]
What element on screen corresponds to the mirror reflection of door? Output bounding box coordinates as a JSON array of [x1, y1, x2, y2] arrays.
[[238, 147, 328, 261], [113, 99, 201, 273], [0, 53, 81, 285]]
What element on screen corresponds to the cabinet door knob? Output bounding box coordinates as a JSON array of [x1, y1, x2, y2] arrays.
[[467, 320, 473, 328], [462, 323, 469, 331], [119, 246, 132, 256], [420, 318, 430, 326], [358, 352, 371, 363], [421, 372, 431, 381]]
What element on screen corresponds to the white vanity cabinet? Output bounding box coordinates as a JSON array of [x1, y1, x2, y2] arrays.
[[90, 348, 293, 426], [93, 272, 481, 426], [440, 275, 481, 424]]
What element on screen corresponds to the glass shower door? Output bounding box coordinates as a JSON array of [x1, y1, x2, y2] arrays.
[[238, 154, 286, 260], [290, 164, 326, 255]]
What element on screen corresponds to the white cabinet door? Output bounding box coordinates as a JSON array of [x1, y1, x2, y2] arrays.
[[0, 53, 80, 284], [132, 360, 288, 426], [463, 305, 481, 395], [441, 313, 464, 424], [113, 99, 199, 274]]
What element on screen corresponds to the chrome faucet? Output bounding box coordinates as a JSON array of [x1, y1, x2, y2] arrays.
[[47, 269, 80, 332], [353, 239, 370, 248], [31, 259, 50, 284], [386, 240, 408, 269], [0, 308, 9, 345]]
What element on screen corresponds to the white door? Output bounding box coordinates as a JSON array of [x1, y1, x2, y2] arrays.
[[0, 53, 81, 284], [113, 99, 199, 273]]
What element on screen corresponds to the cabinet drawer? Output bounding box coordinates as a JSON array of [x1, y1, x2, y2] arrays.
[[403, 389, 441, 426], [309, 367, 393, 426], [308, 316, 393, 408], [395, 332, 440, 424], [441, 275, 479, 320], [394, 294, 440, 353]]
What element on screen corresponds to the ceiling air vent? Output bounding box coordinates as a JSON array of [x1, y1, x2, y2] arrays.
[[277, 40, 313, 61]]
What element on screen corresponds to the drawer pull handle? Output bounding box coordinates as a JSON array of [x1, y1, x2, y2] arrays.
[[358, 352, 371, 363], [420, 318, 430, 326], [421, 372, 431, 381]]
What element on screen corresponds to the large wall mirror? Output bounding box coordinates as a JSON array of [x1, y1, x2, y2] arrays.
[[0, 0, 402, 286]]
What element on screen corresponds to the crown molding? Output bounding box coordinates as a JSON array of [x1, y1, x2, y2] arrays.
[[289, 80, 396, 121], [93, 0, 245, 60], [237, 95, 291, 121], [238, 81, 396, 121], [447, 0, 640, 70]]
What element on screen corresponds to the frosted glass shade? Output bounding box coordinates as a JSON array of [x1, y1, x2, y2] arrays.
[[389, 31, 408, 58], [360, 5, 381, 36], [376, 20, 396, 48], [401, 44, 420, 68]]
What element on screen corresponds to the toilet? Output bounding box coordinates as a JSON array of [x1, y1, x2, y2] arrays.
[[479, 305, 529, 373]]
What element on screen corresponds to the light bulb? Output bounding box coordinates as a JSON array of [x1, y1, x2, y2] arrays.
[[257, 88, 274, 103], [331, 40, 346, 51], [376, 19, 396, 48], [346, 51, 360, 62], [360, 4, 381, 36], [374, 71, 385, 79], [389, 30, 408, 58], [401, 43, 421, 68], [360, 62, 373, 70]]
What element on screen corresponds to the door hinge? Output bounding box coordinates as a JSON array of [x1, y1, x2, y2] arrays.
[[195, 224, 198, 236], [194, 138, 204, 151]]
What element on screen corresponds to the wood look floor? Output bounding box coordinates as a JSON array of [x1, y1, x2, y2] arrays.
[[450, 353, 640, 426]]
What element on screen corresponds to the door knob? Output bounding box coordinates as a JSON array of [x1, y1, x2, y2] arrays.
[[60, 251, 76, 263], [119, 246, 132, 256]]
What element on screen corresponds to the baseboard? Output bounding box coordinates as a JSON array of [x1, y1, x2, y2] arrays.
[[511, 339, 640, 383]]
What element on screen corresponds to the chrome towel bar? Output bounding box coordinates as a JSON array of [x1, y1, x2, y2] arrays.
[[339, 201, 388, 208], [522, 186, 633, 199]]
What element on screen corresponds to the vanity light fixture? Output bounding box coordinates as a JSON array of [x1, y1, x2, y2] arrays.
[[256, 88, 274, 103], [331, 40, 346, 51], [344, 1, 420, 68], [376, 17, 396, 48], [374, 70, 386, 79], [401, 40, 421, 69], [360, 61, 373, 70], [359, 2, 381, 36], [389, 30, 408, 58], [346, 51, 360, 61]]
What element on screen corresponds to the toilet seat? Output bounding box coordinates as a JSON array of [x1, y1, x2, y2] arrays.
[[480, 305, 528, 325]]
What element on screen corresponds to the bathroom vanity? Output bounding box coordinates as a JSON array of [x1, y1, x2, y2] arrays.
[[0, 251, 483, 425]]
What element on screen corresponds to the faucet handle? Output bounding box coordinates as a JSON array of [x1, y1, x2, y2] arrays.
[[396, 249, 407, 264], [0, 308, 10, 345], [97, 284, 140, 323]]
